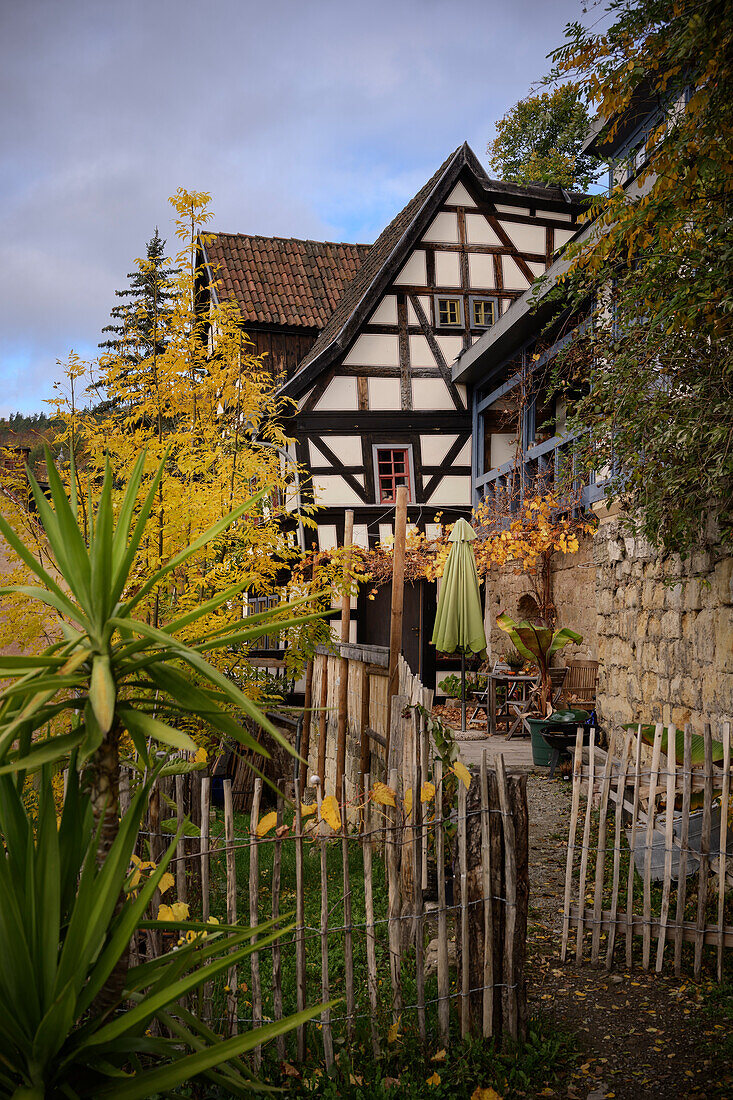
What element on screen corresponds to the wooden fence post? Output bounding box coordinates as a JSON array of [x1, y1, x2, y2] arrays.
[[362, 771, 381, 1058], [694, 723, 714, 979], [314, 778, 334, 1068], [300, 658, 314, 799], [386, 485, 407, 756], [434, 757, 450, 1046], [223, 779, 238, 1037], [249, 779, 263, 1065], [317, 652, 328, 787], [175, 774, 187, 906], [294, 772, 307, 1061], [717, 722, 731, 981], [341, 777, 355, 1042], [386, 766, 403, 1022], [336, 510, 354, 798], [272, 784, 285, 1059]]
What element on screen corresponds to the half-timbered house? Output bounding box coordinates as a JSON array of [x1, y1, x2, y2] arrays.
[[199, 142, 586, 683]]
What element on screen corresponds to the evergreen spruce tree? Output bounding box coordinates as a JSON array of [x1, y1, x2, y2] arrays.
[[99, 229, 179, 388]]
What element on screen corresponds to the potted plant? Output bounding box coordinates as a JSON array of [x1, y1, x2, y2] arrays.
[[497, 612, 583, 766]]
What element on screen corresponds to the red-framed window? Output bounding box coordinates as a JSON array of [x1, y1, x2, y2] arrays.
[[376, 447, 411, 503]]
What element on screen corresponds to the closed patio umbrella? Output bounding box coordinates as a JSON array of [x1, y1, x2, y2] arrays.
[[431, 517, 487, 732]]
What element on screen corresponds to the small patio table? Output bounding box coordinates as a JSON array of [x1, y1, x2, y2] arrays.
[[488, 671, 540, 738]]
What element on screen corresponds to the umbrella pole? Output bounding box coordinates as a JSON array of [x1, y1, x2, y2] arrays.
[[461, 650, 466, 733]]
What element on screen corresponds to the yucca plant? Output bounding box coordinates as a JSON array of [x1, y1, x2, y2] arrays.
[[0, 448, 325, 857], [0, 762, 321, 1099]]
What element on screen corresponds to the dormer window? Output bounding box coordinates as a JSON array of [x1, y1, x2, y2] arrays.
[[435, 296, 463, 327], [470, 297, 497, 328]]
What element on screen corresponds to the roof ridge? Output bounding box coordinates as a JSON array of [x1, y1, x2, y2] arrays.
[[211, 231, 371, 249]]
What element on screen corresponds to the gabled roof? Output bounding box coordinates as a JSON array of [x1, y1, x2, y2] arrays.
[[203, 234, 370, 330], [279, 142, 586, 399]]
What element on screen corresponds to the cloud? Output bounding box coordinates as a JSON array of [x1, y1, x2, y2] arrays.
[[0, 0, 584, 412]]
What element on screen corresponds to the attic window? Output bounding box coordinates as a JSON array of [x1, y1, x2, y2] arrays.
[[470, 297, 497, 328], [436, 296, 462, 327], [374, 446, 413, 503]]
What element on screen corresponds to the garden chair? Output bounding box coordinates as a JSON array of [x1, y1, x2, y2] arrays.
[[563, 660, 599, 707]]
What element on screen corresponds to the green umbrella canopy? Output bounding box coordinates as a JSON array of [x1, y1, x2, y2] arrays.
[[431, 517, 487, 657]]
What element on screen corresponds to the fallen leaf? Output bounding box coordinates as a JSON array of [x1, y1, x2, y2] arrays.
[[431, 1048, 447, 1062], [427, 1072, 441, 1087], [275, 823, 290, 838], [349, 1073, 364, 1085], [256, 811, 277, 837], [471, 1089, 503, 1100], [283, 1062, 300, 1077]]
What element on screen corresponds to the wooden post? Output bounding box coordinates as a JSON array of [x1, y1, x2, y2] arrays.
[[341, 777, 355, 1043], [674, 724, 693, 975], [362, 771, 380, 1058], [223, 779, 238, 1037], [656, 726, 677, 972], [300, 658, 314, 798], [626, 728, 643, 969], [458, 778, 470, 1038], [317, 652, 328, 787], [694, 723, 713, 979], [496, 753, 518, 1042], [294, 778, 307, 1061], [386, 485, 408, 760], [314, 778, 334, 1068], [272, 784, 284, 1059], [412, 762, 426, 1046], [480, 750, 494, 1036], [336, 509, 354, 797], [606, 737, 631, 970], [249, 779, 263, 1065], [561, 726, 584, 964], [591, 730, 616, 965], [642, 723, 663, 971], [386, 766, 403, 1022], [359, 661, 371, 784], [717, 722, 731, 981], [199, 776, 212, 1025], [434, 757, 450, 1046], [576, 728, 596, 964], [175, 774, 187, 906]]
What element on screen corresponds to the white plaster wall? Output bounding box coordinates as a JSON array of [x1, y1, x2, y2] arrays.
[[406, 295, 431, 325], [554, 228, 577, 249], [368, 295, 398, 325], [526, 261, 546, 279], [435, 335, 464, 364], [501, 221, 547, 254], [308, 440, 331, 467], [367, 376, 402, 410], [352, 524, 369, 549], [409, 334, 436, 368], [327, 436, 363, 465], [434, 251, 462, 287], [465, 213, 502, 246], [495, 204, 530, 216], [313, 475, 364, 507], [343, 333, 399, 366], [446, 182, 476, 207], [420, 434, 458, 465], [454, 439, 471, 465], [502, 255, 531, 290], [412, 378, 454, 410], [427, 475, 471, 505], [456, 384, 467, 408], [468, 252, 495, 289], [394, 250, 427, 285], [536, 208, 573, 222], [422, 211, 460, 243], [318, 524, 338, 550], [314, 376, 358, 411], [378, 523, 394, 546]]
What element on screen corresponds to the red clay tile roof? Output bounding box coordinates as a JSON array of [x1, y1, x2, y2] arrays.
[[203, 234, 370, 330]]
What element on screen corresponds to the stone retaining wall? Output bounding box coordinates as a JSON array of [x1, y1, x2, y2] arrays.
[[594, 516, 733, 732]]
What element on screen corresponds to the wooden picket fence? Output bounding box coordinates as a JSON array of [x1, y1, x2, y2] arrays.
[[135, 748, 529, 1064], [561, 721, 732, 979]]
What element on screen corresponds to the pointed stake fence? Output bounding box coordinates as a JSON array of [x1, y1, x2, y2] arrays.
[[562, 721, 733, 977], [131, 735, 529, 1064]]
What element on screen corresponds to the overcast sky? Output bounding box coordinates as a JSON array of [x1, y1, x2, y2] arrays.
[[1, 0, 587, 415]]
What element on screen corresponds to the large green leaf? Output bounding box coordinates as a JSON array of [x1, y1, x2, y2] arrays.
[[624, 723, 725, 765]]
